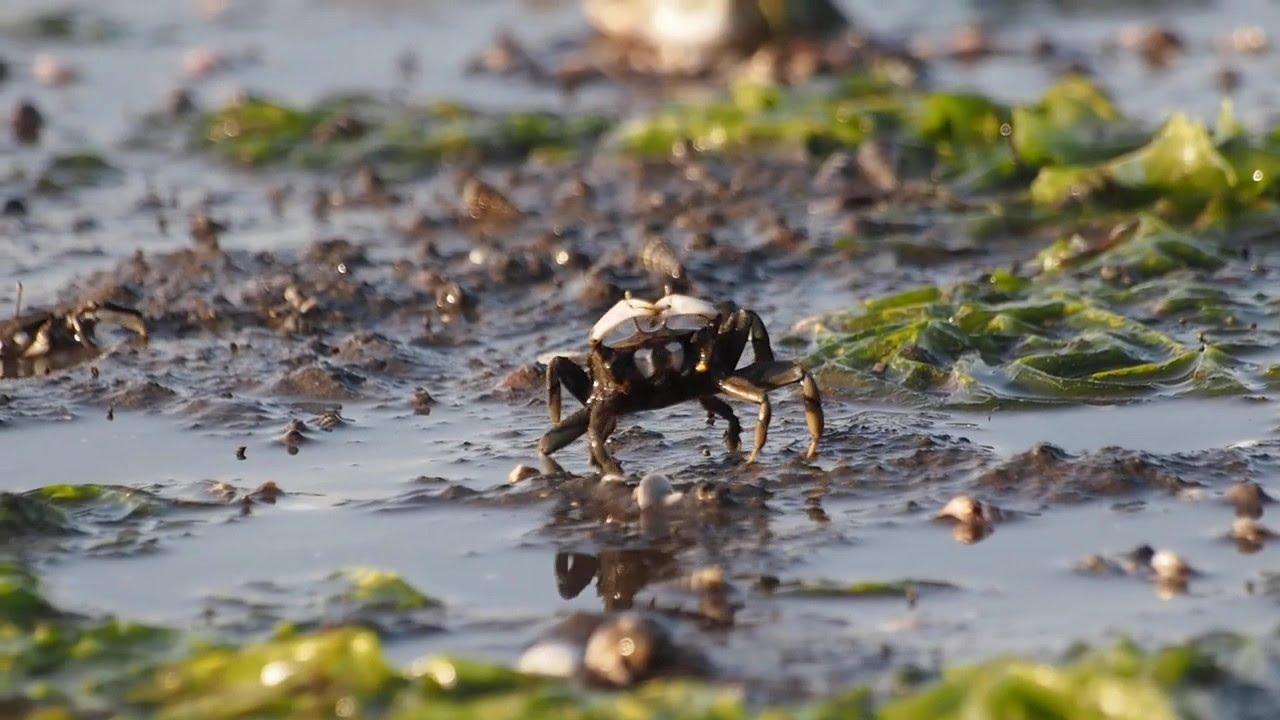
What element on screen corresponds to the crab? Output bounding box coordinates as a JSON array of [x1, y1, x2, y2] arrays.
[[538, 290, 823, 475], [0, 298, 148, 372]]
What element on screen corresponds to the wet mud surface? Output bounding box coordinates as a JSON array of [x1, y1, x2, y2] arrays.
[[6, 0, 1280, 715]]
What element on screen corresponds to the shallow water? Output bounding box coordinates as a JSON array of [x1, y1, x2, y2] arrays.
[[5, 0, 1280, 708]]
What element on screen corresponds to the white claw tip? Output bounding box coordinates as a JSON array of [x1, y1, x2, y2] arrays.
[[590, 293, 720, 344]]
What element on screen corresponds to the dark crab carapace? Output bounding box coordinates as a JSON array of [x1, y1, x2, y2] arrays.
[[538, 292, 823, 476]]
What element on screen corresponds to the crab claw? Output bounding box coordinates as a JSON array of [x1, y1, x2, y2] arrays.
[[87, 302, 149, 340], [590, 296, 658, 343], [589, 293, 721, 344], [653, 293, 719, 321]]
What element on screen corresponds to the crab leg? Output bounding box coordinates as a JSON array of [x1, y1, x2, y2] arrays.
[[736, 360, 824, 460], [546, 356, 591, 424], [554, 552, 599, 599], [539, 407, 589, 455], [587, 401, 624, 476], [699, 396, 742, 451], [718, 376, 772, 464]]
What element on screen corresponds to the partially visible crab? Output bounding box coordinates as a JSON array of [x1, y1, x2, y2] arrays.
[[0, 298, 148, 376], [580, 0, 850, 75], [538, 289, 823, 475]]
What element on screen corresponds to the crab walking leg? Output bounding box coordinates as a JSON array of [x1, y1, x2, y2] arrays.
[[587, 402, 624, 476], [718, 376, 772, 463], [737, 360, 825, 460], [546, 356, 591, 424], [554, 552, 599, 599], [799, 372, 824, 459], [699, 396, 742, 451], [538, 407, 589, 455]]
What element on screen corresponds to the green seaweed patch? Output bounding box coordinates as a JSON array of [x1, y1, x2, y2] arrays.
[[0, 493, 76, 542], [0, 8, 124, 41], [1030, 107, 1280, 214], [1034, 215, 1228, 281], [0, 562, 61, 627], [35, 484, 174, 525], [337, 567, 441, 612], [612, 79, 905, 156], [878, 637, 1247, 720], [770, 578, 957, 599], [808, 277, 1245, 404], [3, 484, 223, 555], [35, 153, 120, 193], [200, 567, 443, 641], [1010, 74, 1147, 168], [195, 96, 612, 171], [1, 562, 186, 711], [130, 629, 401, 719]]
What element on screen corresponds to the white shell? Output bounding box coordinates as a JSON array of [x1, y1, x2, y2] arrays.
[[936, 495, 981, 522], [589, 293, 720, 344], [516, 640, 582, 678], [635, 472, 673, 510], [1149, 550, 1189, 581], [634, 472, 684, 510]]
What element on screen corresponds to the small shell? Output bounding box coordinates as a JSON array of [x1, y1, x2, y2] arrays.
[[33, 53, 77, 87], [634, 473, 685, 510], [582, 612, 670, 687], [508, 464, 539, 484], [1149, 550, 1191, 582], [1225, 480, 1272, 519], [936, 495, 982, 523], [1232, 516, 1274, 543], [516, 639, 582, 678]]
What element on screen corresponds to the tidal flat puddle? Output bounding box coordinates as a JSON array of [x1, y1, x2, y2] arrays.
[[947, 397, 1280, 456], [790, 496, 1280, 664]]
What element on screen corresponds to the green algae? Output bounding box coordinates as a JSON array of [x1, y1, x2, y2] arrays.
[[1, 484, 223, 558], [807, 206, 1266, 404], [195, 96, 612, 172], [0, 494, 75, 542], [770, 578, 957, 599], [340, 567, 441, 612], [0, 562, 60, 626], [35, 152, 120, 193], [613, 79, 901, 156], [0, 8, 124, 42], [201, 567, 443, 641], [0, 562, 184, 713]]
